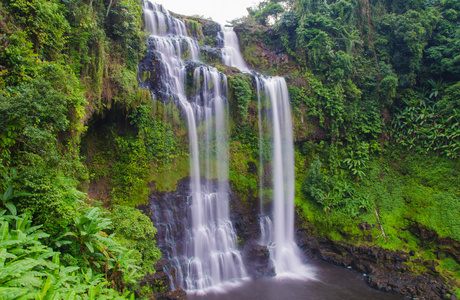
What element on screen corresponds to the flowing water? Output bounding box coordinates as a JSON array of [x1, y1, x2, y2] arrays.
[[256, 76, 311, 277], [189, 260, 402, 300], [220, 26, 249, 71], [143, 3, 399, 299], [143, 1, 246, 291], [221, 25, 311, 278]]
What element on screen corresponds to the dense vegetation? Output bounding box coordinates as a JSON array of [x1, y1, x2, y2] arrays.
[[0, 0, 164, 297], [232, 0, 460, 295]]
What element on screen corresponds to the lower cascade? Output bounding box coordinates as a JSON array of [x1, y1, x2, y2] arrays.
[[256, 76, 312, 277]]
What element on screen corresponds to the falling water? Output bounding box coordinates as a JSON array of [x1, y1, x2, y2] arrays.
[[220, 27, 249, 71], [258, 77, 309, 276], [143, 1, 246, 291], [222, 28, 313, 278]]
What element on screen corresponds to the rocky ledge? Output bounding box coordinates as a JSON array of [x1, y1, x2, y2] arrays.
[[295, 219, 458, 299], [140, 259, 187, 300]]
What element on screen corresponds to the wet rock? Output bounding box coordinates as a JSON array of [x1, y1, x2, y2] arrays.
[[184, 60, 204, 73], [201, 46, 222, 64], [202, 22, 220, 37], [161, 287, 187, 300], [358, 222, 372, 230], [294, 214, 455, 299], [243, 241, 276, 278], [154, 259, 169, 272], [409, 221, 460, 265], [141, 264, 174, 299]]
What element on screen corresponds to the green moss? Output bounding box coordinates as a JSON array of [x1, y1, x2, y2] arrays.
[[295, 143, 460, 284], [228, 73, 253, 122], [185, 19, 203, 40], [149, 155, 189, 192], [229, 141, 258, 202]]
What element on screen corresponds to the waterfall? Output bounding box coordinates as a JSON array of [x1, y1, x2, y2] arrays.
[[220, 27, 249, 71], [222, 28, 313, 278], [258, 77, 309, 277], [143, 1, 246, 291]]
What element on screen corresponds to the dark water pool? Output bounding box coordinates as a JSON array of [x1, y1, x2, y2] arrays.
[[188, 260, 402, 300]]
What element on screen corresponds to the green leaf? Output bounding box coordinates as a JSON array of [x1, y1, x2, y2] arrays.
[[5, 202, 17, 216], [84, 241, 95, 253], [64, 290, 76, 300], [0, 287, 28, 298], [55, 240, 72, 247], [3, 186, 13, 203], [1, 222, 9, 240], [40, 275, 52, 298]]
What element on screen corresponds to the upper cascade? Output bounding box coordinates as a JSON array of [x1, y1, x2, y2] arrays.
[[143, 1, 187, 36], [143, 0, 200, 62], [220, 27, 249, 71]]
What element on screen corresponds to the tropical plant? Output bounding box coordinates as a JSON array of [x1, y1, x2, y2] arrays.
[[0, 202, 129, 299], [67, 207, 113, 257]]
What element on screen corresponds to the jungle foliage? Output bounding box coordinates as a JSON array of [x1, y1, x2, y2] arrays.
[[0, 0, 162, 297], [235, 0, 460, 290], [240, 0, 460, 160], [0, 0, 459, 296]]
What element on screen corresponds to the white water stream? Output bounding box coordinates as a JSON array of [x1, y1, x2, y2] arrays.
[[221, 27, 313, 278], [144, 1, 246, 291], [257, 77, 310, 277], [144, 1, 312, 292], [220, 27, 249, 71]]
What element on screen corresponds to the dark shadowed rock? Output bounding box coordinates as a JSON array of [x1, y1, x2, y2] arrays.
[[243, 240, 276, 278], [295, 214, 456, 299], [162, 287, 187, 300], [141, 259, 177, 299], [358, 222, 372, 230]]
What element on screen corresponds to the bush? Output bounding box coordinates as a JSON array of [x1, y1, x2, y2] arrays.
[[109, 206, 161, 275]]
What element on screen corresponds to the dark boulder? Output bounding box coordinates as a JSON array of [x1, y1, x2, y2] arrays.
[[243, 240, 276, 278]]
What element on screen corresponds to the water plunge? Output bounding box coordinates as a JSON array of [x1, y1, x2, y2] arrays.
[[256, 76, 311, 277]]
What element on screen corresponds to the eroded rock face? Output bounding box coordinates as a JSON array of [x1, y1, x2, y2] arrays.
[[243, 241, 276, 278], [160, 287, 187, 300], [137, 39, 169, 102], [227, 182, 277, 278], [138, 179, 190, 296], [295, 217, 456, 300], [141, 178, 275, 294], [408, 221, 460, 265], [140, 259, 187, 300]]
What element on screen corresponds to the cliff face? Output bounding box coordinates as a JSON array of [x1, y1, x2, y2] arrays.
[[229, 21, 460, 298]]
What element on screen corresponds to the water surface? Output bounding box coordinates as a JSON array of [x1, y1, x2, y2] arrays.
[[189, 260, 402, 300]]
